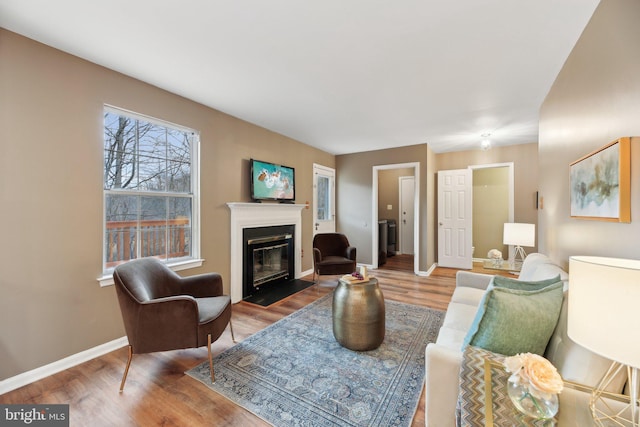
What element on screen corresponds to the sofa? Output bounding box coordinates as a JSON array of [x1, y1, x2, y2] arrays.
[[424, 253, 626, 426]]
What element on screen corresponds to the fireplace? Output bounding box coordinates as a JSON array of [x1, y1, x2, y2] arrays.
[[243, 225, 295, 299], [227, 202, 306, 303]]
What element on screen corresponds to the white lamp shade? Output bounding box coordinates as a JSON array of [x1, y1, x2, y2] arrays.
[[568, 256, 640, 369], [503, 223, 535, 247]]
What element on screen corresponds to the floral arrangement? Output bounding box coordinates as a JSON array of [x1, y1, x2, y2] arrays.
[[487, 249, 503, 260], [504, 353, 564, 400]]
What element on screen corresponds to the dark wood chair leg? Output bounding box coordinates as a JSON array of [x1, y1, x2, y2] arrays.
[[119, 345, 133, 392]]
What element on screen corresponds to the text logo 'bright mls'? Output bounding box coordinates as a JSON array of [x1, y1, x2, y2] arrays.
[[1, 405, 68, 426]]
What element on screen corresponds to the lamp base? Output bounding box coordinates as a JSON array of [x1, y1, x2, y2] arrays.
[[590, 362, 638, 427], [514, 246, 527, 264]]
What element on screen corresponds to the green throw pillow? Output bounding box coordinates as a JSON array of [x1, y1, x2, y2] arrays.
[[461, 282, 563, 356], [491, 274, 561, 291]]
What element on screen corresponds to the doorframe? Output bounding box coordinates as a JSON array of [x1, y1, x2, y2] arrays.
[[312, 163, 336, 236], [372, 162, 420, 274], [468, 162, 515, 261]]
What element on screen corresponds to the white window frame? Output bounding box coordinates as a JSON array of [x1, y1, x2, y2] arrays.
[[97, 105, 202, 286]]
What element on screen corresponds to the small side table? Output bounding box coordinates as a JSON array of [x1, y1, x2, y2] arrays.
[[459, 346, 633, 427], [482, 359, 629, 426], [332, 277, 385, 351]]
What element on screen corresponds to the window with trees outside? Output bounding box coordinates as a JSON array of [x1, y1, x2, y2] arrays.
[[102, 106, 200, 276]]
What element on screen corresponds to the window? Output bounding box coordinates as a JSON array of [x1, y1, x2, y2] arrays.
[[102, 106, 200, 278], [316, 175, 330, 220]]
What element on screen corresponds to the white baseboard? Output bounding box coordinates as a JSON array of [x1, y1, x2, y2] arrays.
[[300, 268, 314, 278], [416, 263, 437, 276], [0, 336, 128, 395], [357, 263, 374, 270]]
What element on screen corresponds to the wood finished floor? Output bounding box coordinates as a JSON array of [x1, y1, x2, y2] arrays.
[[0, 258, 512, 426]]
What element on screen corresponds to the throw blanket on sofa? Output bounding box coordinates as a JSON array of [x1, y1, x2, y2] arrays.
[[457, 346, 553, 427]]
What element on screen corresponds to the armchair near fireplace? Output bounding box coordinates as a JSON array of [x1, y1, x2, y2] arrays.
[[113, 257, 235, 391], [312, 233, 357, 282]]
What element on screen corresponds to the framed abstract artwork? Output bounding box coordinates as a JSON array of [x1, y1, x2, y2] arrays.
[[570, 137, 630, 222]]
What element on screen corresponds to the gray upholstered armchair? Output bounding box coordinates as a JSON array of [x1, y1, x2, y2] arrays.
[[312, 233, 357, 282], [113, 257, 234, 391]]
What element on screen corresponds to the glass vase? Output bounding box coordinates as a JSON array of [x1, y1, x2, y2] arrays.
[[507, 373, 559, 420]]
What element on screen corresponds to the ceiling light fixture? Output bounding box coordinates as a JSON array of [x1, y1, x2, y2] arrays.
[[480, 133, 491, 150]]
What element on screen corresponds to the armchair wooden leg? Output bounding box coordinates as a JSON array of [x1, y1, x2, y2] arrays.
[[119, 345, 133, 392], [229, 319, 236, 343], [208, 334, 215, 383]]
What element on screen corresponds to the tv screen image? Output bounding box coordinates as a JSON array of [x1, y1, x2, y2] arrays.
[[251, 159, 295, 201]]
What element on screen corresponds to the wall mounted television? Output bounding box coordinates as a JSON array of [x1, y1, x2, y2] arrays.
[[250, 159, 295, 202]]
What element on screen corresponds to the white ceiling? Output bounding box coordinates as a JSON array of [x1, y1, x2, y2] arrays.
[[0, 0, 600, 154]]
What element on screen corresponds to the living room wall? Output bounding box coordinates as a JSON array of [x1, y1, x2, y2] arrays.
[[538, 0, 640, 267], [336, 144, 435, 271], [0, 29, 334, 380], [435, 143, 539, 257]]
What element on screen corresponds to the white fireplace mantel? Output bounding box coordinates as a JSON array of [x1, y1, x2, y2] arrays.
[[227, 202, 307, 303]]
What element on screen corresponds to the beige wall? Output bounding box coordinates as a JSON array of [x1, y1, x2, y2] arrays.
[[435, 143, 539, 257], [337, 143, 535, 270], [336, 145, 433, 270], [0, 29, 334, 380], [538, 0, 640, 268], [473, 167, 509, 258]]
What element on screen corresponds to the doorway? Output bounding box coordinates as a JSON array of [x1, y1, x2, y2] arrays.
[[313, 164, 335, 236], [372, 163, 419, 274], [436, 163, 514, 268], [470, 164, 513, 260]]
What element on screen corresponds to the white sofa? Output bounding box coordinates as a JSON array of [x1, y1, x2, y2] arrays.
[[424, 253, 625, 426]]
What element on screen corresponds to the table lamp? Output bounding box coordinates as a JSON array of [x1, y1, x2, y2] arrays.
[[568, 256, 640, 426], [503, 223, 535, 264]]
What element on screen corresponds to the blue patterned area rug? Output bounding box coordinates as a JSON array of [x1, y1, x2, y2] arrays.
[[186, 294, 444, 426]]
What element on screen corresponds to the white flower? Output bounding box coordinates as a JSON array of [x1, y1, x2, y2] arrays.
[[504, 353, 563, 400], [487, 249, 502, 260]]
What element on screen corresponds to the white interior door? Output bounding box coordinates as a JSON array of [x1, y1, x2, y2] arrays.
[[313, 164, 335, 235], [438, 169, 473, 269], [399, 176, 415, 255]]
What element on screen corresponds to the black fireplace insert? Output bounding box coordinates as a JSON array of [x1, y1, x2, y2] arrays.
[[242, 225, 295, 299]]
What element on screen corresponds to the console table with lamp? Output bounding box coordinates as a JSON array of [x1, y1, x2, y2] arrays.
[[482, 222, 535, 273]]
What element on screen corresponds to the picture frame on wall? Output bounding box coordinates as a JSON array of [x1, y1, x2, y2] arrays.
[[569, 137, 630, 222]]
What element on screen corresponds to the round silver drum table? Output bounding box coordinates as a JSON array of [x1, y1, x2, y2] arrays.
[[332, 277, 385, 351]]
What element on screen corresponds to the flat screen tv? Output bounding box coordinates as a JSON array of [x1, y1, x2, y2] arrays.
[[250, 159, 295, 202]]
